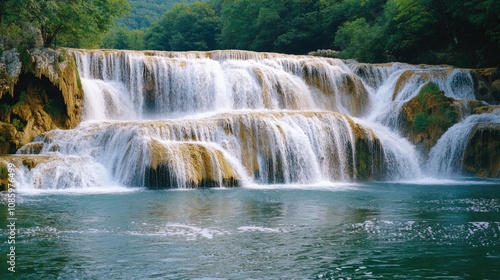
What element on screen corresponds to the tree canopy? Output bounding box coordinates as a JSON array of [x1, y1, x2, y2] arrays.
[[137, 0, 499, 67], [144, 2, 220, 51], [1, 0, 130, 48], [2, 0, 498, 67]]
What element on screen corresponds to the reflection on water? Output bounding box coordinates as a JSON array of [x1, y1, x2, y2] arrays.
[[0, 182, 499, 279]]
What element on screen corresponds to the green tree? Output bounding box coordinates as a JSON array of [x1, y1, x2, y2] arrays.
[[102, 28, 145, 50], [220, 0, 325, 53], [2, 0, 130, 48], [145, 2, 221, 51], [219, 0, 262, 50], [335, 18, 386, 62]]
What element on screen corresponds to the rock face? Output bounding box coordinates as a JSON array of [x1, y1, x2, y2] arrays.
[[144, 140, 240, 189], [0, 155, 52, 191], [0, 48, 83, 153], [400, 82, 460, 155], [463, 123, 500, 178], [472, 68, 500, 104]]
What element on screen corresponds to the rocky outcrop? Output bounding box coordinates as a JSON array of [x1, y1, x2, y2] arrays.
[[463, 123, 500, 178], [0, 155, 52, 191], [144, 140, 240, 189], [400, 82, 460, 155], [472, 68, 500, 104], [0, 48, 83, 153], [474, 105, 500, 115], [347, 119, 386, 181]]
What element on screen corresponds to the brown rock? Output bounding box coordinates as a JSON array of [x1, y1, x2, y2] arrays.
[[463, 123, 500, 178], [0, 48, 83, 153], [400, 82, 460, 155]]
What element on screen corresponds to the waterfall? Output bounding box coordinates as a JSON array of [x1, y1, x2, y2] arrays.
[[70, 49, 369, 118], [11, 49, 488, 190], [353, 63, 477, 129], [427, 110, 500, 177]]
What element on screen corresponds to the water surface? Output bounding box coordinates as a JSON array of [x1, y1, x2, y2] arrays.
[[1, 180, 499, 279]]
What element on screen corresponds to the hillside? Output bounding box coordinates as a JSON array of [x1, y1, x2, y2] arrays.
[[117, 0, 202, 29]]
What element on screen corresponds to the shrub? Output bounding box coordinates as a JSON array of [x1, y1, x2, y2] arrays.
[[11, 119, 25, 131]]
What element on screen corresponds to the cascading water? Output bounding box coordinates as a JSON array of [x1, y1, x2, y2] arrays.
[[9, 49, 491, 190], [427, 110, 500, 177], [355, 63, 478, 129]]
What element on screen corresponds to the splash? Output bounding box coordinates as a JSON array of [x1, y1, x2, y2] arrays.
[[427, 110, 500, 177]]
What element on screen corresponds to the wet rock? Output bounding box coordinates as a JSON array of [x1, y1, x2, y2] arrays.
[[463, 123, 500, 178], [400, 82, 460, 155], [0, 48, 84, 153]]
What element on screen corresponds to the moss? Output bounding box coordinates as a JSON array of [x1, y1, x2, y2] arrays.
[[418, 81, 440, 98], [0, 163, 8, 179], [411, 82, 457, 133], [413, 112, 431, 132], [0, 163, 8, 192], [403, 81, 460, 154]]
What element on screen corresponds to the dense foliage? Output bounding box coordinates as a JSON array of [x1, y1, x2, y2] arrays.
[[140, 0, 499, 67], [144, 2, 220, 51], [1, 0, 498, 67], [102, 0, 200, 50], [0, 0, 130, 49]]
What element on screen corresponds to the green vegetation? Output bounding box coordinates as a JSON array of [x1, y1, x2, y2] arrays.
[[0, 162, 8, 192], [11, 119, 25, 131], [103, 0, 200, 50], [19, 91, 28, 104], [141, 0, 499, 67], [145, 2, 221, 51], [118, 0, 200, 29], [411, 82, 457, 133], [0, 163, 8, 178], [1, 0, 130, 49], [413, 112, 431, 133], [1, 0, 498, 67]]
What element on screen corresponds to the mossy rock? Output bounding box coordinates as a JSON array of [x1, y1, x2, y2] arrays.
[[0, 161, 9, 191], [0, 48, 84, 153], [401, 82, 460, 155], [144, 140, 241, 189]]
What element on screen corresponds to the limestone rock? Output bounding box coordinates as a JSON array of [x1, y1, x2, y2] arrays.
[[474, 105, 500, 115], [472, 68, 500, 104], [463, 123, 500, 178], [144, 139, 240, 189], [0, 48, 83, 153], [400, 82, 460, 155]]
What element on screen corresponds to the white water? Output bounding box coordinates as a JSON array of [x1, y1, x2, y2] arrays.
[[427, 110, 500, 177], [10, 49, 494, 190]]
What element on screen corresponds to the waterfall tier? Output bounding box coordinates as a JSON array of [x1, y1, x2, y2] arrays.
[[7, 49, 495, 190], [17, 111, 421, 188]]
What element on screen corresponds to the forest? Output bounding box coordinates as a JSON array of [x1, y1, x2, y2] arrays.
[[1, 0, 499, 67]]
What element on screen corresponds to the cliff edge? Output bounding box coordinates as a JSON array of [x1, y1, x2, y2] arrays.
[[0, 48, 83, 154]]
